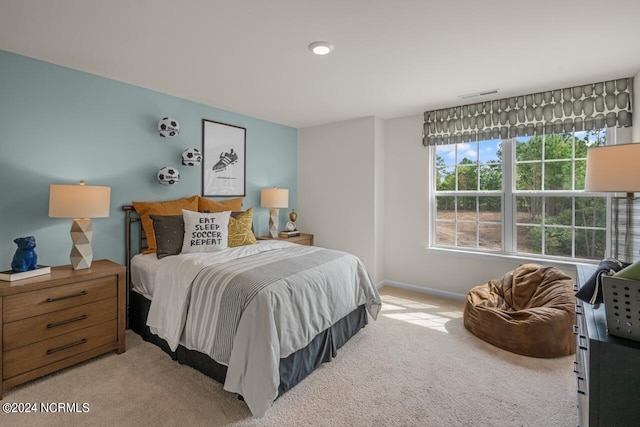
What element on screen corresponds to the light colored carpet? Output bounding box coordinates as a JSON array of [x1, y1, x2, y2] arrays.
[[1, 287, 577, 426]]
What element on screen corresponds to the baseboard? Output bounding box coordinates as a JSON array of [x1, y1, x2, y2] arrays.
[[379, 280, 466, 301]]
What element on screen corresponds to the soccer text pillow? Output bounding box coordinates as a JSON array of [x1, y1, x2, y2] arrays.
[[181, 209, 231, 253]]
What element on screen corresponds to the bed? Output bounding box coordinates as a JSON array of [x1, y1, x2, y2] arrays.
[[122, 202, 381, 417]]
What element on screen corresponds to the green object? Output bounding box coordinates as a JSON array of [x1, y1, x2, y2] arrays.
[[614, 260, 640, 280]]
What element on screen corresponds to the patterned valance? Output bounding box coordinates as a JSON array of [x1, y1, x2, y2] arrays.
[[423, 78, 633, 146]]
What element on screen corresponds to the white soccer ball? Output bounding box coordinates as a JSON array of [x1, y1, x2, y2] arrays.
[[157, 166, 180, 185], [182, 148, 202, 166], [158, 117, 180, 137]]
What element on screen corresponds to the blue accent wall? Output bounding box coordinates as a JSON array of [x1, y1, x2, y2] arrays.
[[0, 50, 297, 268]]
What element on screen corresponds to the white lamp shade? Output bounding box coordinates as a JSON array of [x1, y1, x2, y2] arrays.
[[49, 183, 111, 218], [261, 188, 289, 208], [585, 143, 640, 193]]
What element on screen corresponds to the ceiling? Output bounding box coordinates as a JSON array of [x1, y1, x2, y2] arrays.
[[2, 0, 640, 129]]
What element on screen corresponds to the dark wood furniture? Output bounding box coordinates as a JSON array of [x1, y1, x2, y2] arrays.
[[257, 233, 314, 246], [0, 260, 126, 398], [575, 264, 640, 426]]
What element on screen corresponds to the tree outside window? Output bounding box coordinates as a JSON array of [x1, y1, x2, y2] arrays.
[[433, 129, 607, 260]]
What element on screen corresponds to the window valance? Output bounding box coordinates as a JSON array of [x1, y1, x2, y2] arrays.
[[423, 78, 633, 146]]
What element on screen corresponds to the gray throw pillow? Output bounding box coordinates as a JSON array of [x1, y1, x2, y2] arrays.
[[150, 215, 184, 259]]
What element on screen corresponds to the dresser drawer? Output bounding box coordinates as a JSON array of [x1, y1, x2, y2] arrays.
[[3, 298, 117, 351], [575, 301, 589, 379], [3, 276, 117, 323], [3, 320, 117, 380]]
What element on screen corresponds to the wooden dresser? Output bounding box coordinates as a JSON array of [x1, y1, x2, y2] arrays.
[[0, 259, 126, 398], [575, 264, 640, 426]]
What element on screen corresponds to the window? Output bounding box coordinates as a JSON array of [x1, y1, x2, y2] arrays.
[[433, 129, 608, 261]]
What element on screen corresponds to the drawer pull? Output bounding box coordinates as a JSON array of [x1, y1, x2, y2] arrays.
[[46, 338, 87, 355], [46, 314, 88, 329], [577, 376, 586, 395], [573, 361, 579, 373], [573, 324, 579, 335], [47, 290, 88, 303], [578, 335, 588, 350]]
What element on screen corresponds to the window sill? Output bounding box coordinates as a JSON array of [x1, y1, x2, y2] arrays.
[[425, 246, 599, 271]]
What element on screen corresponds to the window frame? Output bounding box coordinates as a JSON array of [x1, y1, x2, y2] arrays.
[[428, 127, 624, 263]]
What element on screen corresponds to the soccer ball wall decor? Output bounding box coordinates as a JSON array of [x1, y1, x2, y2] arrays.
[[157, 166, 180, 185], [158, 117, 180, 137], [182, 148, 202, 166]]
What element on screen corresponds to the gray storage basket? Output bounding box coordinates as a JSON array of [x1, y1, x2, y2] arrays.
[[602, 276, 640, 342]]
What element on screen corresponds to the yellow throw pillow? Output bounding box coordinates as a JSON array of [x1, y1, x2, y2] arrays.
[[198, 196, 242, 213], [132, 195, 199, 254], [228, 208, 257, 247]]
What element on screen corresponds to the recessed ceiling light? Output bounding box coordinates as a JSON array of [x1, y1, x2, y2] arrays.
[[309, 41, 334, 55]]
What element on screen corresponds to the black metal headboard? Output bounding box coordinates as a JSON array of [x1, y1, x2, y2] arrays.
[[122, 205, 147, 298], [121, 204, 250, 293]]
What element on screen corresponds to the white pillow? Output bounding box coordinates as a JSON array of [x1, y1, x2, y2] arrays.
[[181, 209, 231, 253]]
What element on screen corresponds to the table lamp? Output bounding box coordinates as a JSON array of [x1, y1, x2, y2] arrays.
[[49, 181, 111, 269], [585, 143, 640, 263], [261, 187, 288, 238]]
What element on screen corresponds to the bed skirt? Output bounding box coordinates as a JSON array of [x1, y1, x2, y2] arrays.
[[129, 290, 368, 397]]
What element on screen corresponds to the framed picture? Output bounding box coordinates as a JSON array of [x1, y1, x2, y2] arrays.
[[202, 119, 246, 197]]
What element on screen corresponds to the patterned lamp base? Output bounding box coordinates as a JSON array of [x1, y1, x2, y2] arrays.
[[269, 208, 279, 238], [70, 218, 94, 270]]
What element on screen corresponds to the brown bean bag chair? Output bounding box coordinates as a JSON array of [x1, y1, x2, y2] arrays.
[[463, 263, 576, 358]]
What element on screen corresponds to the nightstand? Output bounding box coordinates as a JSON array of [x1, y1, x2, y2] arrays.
[[258, 233, 314, 246], [0, 259, 126, 399]]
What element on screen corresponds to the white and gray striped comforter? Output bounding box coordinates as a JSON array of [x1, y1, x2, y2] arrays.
[[143, 240, 381, 417]]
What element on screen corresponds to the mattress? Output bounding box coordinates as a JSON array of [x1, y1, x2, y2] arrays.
[[130, 240, 292, 299], [130, 252, 162, 299]]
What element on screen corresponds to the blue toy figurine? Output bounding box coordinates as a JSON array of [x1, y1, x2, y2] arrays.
[[11, 236, 38, 272]]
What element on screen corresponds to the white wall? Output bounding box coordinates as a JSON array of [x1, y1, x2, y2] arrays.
[[383, 115, 535, 297], [374, 117, 385, 284], [298, 116, 384, 282]]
